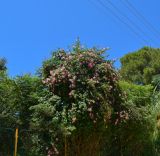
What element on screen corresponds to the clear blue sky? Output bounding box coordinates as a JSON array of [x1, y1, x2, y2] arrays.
[[0, 0, 159, 76]]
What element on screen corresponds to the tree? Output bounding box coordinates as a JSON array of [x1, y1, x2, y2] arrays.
[[13, 75, 43, 155], [30, 43, 126, 156], [0, 58, 7, 71], [120, 47, 160, 84], [152, 74, 160, 91], [0, 73, 42, 155], [117, 81, 156, 155], [0, 72, 18, 155]]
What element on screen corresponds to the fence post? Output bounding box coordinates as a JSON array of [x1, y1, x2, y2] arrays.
[[14, 128, 19, 156]]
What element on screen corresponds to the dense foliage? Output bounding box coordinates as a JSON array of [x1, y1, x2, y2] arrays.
[[120, 47, 160, 84], [118, 82, 156, 155], [0, 73, 42, 155], [30, 45, 127, 155], [0, 57, 7, 71], [1, 43, 160, 155]]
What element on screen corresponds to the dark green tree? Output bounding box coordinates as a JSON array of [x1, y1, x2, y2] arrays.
[[0, 72, 18, 155], [0, 73, 43, 155], [117, 81, 156, 155], [120, 47, 160, 84], [0, 58, 7, 71]]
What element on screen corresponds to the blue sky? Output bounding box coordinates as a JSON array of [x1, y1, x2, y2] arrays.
[[0, 0, 159, 76]]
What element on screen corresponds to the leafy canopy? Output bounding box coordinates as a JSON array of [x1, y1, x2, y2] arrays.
[[0, 58, 7, 71], [30, 43, 126, 155], [120, 47, 160, 84]]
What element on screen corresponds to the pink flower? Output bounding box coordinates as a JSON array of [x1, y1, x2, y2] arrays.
[[69, 91, 72, 96], [80, 62, 83, 66], [79, 54, 83, 58], [51, 77, 56, 83], [88, 62, 94, 69], [50, 70, 54, 76]]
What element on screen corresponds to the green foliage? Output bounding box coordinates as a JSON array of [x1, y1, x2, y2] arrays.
[[0, 72, 19, 155], [14, 75, 42, 127], [116, 81, 156, 155], [119, 81, 153, 107], [31, 44, 125, 155], [0, 73, 43, 155], [120, 47, 160, 84], [152, 74, 160, 91], [1, 44, 160, 155], [0, 57, 7, 71], [0, 72, 18, 128]]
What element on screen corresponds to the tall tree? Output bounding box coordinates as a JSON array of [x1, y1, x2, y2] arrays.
[[31, 43, 126, 156], [0, 73, 42, 155], [120, 47, 160, 84]]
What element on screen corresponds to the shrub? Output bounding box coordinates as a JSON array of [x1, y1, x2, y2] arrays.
[[31, 44, 126, 156]]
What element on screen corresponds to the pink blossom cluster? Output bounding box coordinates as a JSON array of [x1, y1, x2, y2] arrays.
[[46, 144, 59, 156], [42, 50, 121, 124]]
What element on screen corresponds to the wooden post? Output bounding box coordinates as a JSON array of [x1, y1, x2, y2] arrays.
[[14, 128, 18, 156]]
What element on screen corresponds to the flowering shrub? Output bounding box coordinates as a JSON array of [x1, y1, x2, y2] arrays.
[[31, 44, 126, 155], [42, 47, 124, 125]]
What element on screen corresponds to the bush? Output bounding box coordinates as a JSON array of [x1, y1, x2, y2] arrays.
[[30, 44, 126, 156], [117, 81, 157, 155]]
